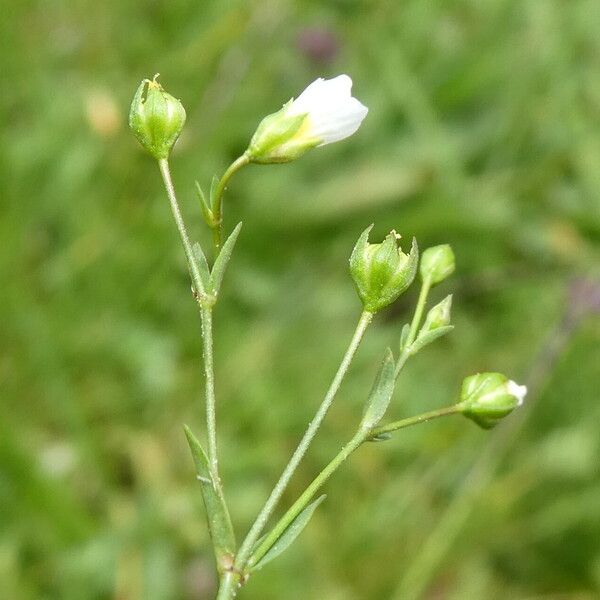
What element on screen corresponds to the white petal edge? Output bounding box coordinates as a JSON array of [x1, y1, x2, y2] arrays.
[[507, 380, 527, 406]]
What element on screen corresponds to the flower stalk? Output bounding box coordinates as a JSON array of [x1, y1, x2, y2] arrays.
[[233, 309, 373, 573]]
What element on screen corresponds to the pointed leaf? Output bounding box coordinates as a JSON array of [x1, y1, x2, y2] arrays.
[[251, 495, 326, 571], [399, 323, 410, 352], [209, 175, 220, 210], [409, 325, 454, 355], [192, 242, 211, 293], [195, 181, 214, 226], [209, 222, 242, 296], [184, 426, 236, 562], [360, 348, 396, 430], [368, 432, 392, 442]]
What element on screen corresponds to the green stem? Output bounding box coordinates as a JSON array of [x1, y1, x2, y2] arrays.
[[216, 571, 240, 600], [211, 154, 250, 253], [234, 310, 374, 572], [248, 428, 368, 569], [407, 276, 432, 346], [370, 405, 461, 438], [250, 405, 462, 569], [158, 158, 228, 527], [158, 159, 206, 298], [200, 305, 220, 482]]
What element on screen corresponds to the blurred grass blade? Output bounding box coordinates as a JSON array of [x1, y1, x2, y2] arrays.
[[184, 426, 236, 564], [210, 222, 242, 295], [251, 495, 326, 571], [410, 325, 454, 355], [360, 348, 396, 430]]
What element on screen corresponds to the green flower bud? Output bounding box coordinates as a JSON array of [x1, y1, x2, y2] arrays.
[[129, 76, 186, 160], [422, 295, 452, 331], [350, 225, 418, 313], [245, 75, 368, 164], [420, 244, 455, 284], [459, 372, 527, 429]]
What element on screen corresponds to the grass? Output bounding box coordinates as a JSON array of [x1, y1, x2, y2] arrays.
[[1, 0, 599, 598]]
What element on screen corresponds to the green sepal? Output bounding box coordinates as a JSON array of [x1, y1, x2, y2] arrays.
[[191, 243, 211, 294], [359, 348, 396, 430], [195, 181, 215, 226], [250, 495, 326, 571], [409, 325, 454, 355], [183, 426, 236, 570], [210, 223, 242, 296]]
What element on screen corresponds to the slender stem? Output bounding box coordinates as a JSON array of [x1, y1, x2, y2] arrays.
[[158, 159, 206, 297], [249, 428, 367, 569], [234, 310, 374, 572], [370, 405, 461, 438], [407, 276, 432, 346], [158, 160, 225, 497], [250, 405, 462, 569], [215, 571, 240, 600], [201, 305, 220, 481], [211, 154, 250, 253]]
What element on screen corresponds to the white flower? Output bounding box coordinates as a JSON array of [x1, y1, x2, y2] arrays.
[[285, 75, 368, 146], [507, 380, 527, 406], [246, 74, 368, 163]]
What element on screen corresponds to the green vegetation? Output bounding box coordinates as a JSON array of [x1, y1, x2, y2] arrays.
[[1, 1, 599, 598]]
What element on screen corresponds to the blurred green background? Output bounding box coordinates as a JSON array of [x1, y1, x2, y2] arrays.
[[1, 0, 600, 598]]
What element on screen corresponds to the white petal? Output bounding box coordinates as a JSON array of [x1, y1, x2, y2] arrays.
[[310, 98, 368, 145], [507, 380, 527, 406]]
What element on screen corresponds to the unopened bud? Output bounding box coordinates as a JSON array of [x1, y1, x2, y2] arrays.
[[129, 76, 186, 160], [350, 226, 418, 313], [420, 244, 455, 285], [458, 372, 527, 429], [246, 75, 368, 164]]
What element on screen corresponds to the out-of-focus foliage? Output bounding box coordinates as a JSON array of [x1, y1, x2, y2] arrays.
[[1, 1, 599, 599]]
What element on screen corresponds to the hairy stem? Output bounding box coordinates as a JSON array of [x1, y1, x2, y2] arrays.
[[234, 310, 374, 572], [158, 158, 228, 538], [250, 405, 461, 569], [248, 428, 367, 568]]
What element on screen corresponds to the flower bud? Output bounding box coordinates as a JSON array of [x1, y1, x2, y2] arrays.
[[420, 244, 455, 285], [129, 76, 186, 160], [458, 372, 527, 429], [246, 75, 368, 164], [422, 295, 452, 331], [350, 226, 418, 313]]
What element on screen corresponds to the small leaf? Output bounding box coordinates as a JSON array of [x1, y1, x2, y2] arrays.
[[209, 175, 220, 210], [192, 242, 211, 292], [195, 181, 214, 226], [184, 426, 236, 564], [359, 348, 396, 430], [251, 495, 326, 571], [409, 325, 454, 355], [210, 222, 242, 296], [399, 323, 410, 352]]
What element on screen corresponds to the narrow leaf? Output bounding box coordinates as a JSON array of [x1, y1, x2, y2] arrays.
[[192, 242, 211, 293], [209, 175, 220, 210], [399, 323, 410, 352], [195, 181, 214, 226], [251, 495, 326, 571], [409, 325, 454, 355], [368, 432, 392, 442], [184, 426, 236, 562], [209, 222, 242, 296], [360, 348, 396, 430]]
